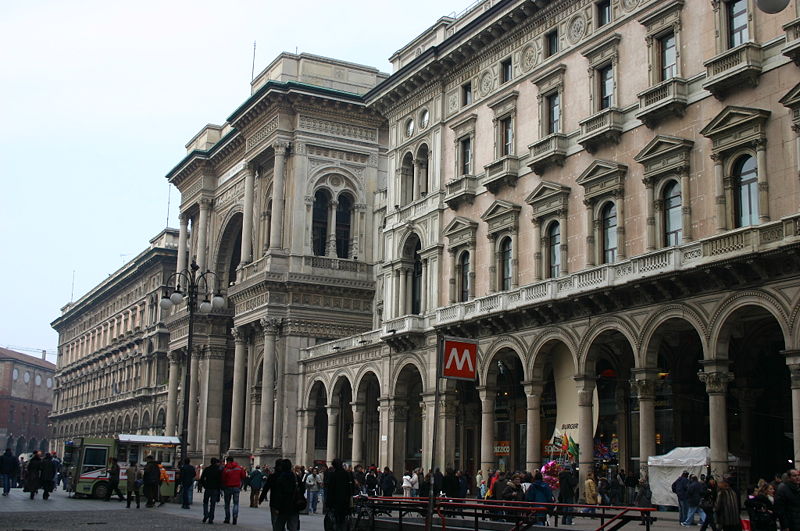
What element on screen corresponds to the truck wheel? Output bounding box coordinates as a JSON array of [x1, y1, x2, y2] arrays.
[[92, 482, 109, 500]]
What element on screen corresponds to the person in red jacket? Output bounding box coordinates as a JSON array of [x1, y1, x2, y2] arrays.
[[222, 456, 247, 525]]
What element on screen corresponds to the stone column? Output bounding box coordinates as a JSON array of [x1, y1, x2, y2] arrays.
[[241, 164, 255, 264], [398, 267, 408, 316], [585, 202, 595, 267], [784, 350, 800, 465], [559, 210, 569, 276], [755, 139, 770, 222], [615, 191, 626, 260], [326, 201, 338, 257], [351, 402, 365, 467], [532, 219, 542, 281], [524, 381, 544, 471], [379, 397, 392, 470], [699, 363, 733, 479], [478, 386, 496, 473], [645, 181, 656, 251], [273, 337, 285, 449], [439, 394, 458, 469], [165, 351, 181, 435], [712, 154, 726, 233], [229, 327, 247, 450], [420, 259, 428, 313], [197, 199, 211, 272], [631, 369, 657, 479], [412, 160, 420, 200], [177, 214, 188, 279], [576, 378, 596, 500], [187, 350, 200, 450], [510, 230, 519, 288], [203, 348, 226, 457], [259, 318, 278, 449], [326, 406, 340, 465], [680, 169, 692, 242], [269, 142, 288, 250]]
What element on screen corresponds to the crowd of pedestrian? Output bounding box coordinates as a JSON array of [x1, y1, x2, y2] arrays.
[[0, 448, 62, 500]]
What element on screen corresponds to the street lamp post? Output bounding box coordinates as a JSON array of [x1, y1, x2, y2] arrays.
[[160, 260, 224, 459]]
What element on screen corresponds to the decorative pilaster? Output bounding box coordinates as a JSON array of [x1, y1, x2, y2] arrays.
[[699, 363, 733, 479], [478, 386, 496, 473], [631, 369, 658, 479], [241, 164, 255, 264], [229, 327, 247, 450], [259, 317, 279, 449], [524, 380, 544, 471], [197, 198, 211, 272], [575, 377, 596, 501], [269, 142, 289, 250]]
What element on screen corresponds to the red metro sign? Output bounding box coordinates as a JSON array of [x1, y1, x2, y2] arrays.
[[440, 336, 479, 381]]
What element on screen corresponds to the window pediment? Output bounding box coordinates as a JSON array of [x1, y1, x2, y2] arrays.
[[525, 181, 571, 220], [699, 105, 770, 153], [449, 113, 478, 139], [480, 199, 521, 237], [531, 64, 566, 93], [444, 216, 478, 249], [487, 91, 518, 117], [577, 159, 627, 203], [634, 135, 694, 183], [581, 33, 621, 67], [780, 82, 800, 126]]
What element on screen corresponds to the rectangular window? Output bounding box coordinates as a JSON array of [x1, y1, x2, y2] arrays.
[[659, 32, 677, 81], [598, 65, 614, 109], [545, 30, 559, 57], [462, 82, 473, 106], [728, 0, 748, 48], [501, 117, 513, 156], [461, 137, 472, 175], [597, 0, 611, 27], [546, 92, 561, 135], [501, 58, 513, 84]]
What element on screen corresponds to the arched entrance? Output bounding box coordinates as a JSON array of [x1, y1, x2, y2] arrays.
[[330, 377, 354, 463], [394, 364, 424, 473], [308, 381, 328, 465], [533, 338, 578, 469], [484, 348, 526, 472], [354, 372, 380, 468]]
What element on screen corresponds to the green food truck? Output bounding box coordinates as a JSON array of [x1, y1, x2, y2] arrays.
[[63, 434, 181, 499]]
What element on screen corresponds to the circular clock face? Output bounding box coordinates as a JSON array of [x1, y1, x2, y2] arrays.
[[420, 109, 430, 128], [24, 371, 31, 383], [406, 119, 415, 137], [12, 368, 19, 381]]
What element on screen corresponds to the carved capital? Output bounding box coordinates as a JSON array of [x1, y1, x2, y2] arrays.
[[698, 370, 733, 394], [630, 378, 656, 400], [232, 327, 245, 343], [273, 141, 290, 156], [710, 153, 722, 163], [260, 317, 281, 335], [199, 198, 213, 210]]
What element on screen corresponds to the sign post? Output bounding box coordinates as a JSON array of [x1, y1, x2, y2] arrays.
[[425, 335, 479, 531]]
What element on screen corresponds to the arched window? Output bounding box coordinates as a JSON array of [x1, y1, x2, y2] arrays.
[[459, 251, 470, 302], [336, 193, 353, 259], [411, 240, 423, 315], [547, 222, 561, 278], [663, 180, 682, 246], [499, 237, 512, 291], [400, 153, 414, 206], [733, 155, 758, 228], [312, 189, 330, 256], [601, 202, 618, 264]]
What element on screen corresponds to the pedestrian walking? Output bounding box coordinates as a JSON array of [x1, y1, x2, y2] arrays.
[[0, 448, 19, 496], [635, 477, 653, 526], [221, 456, 246, 524], [142, 456, 161, 507], [699, 476, 718, 531], [715, 480, 742, 531], [156, 461, 169, 506], [126, 460, 142, 508], [682, 474, 707, 526], [584, 471, 599, 513], [24, 451, 42, 499], [249, 465, 264, 508], [200, 458, 223, 524], [745, 481, 777, 531], [39, 452, 56, 500], [105, 457, 125, 501], [179, 458, 196, 509], [775, 469, 800, 531], [304, 466, 322, 513], [411, 468, 420, 498], [264, 458, 303, 531], [402, 470, 413, 498], [559, 464, 577, 525], [381, 466, 397, 497], [625, 470, 638, 506], [443, 468, 459, 499], [324, 458, 355, 531], [673, 471, 691, 524]]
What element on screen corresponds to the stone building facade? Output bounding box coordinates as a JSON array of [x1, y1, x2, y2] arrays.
[[0, 348, 55, 454], [49, 230, 179, 451], [297, 0, 800, 496]]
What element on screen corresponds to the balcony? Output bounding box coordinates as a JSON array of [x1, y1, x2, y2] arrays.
[[703, 42, 762, 99], [578, 108, 624, 154], [482, 155, 520, 194], [528, 133, 568, 175], [380, 315, 426, 350], [783, 18, 800, 66], [445, 174, 478, 209], [636, 78, 688, 128]]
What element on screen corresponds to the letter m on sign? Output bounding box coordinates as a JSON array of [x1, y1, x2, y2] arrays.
[[440, 337, 478, 381]]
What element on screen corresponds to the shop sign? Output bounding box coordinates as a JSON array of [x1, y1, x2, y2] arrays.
[[494, 441, 511, 455]]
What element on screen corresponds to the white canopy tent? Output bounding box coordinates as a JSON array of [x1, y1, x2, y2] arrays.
[[647, 447, 739, 507]]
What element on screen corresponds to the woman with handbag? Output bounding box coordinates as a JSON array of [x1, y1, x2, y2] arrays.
[[745, 482, 777, 531]]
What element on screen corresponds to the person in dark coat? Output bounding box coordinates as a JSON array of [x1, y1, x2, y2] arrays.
[[699, 477, 719, 531], [433, 468, 444, 496], [25, 451, 42, 499], [775, 470, 800, 531], [324, 458, 356, 531], [200, 458, 223, 524], [673, 471, 691, 524], [178, 458, 196, 509], [105, 457, 125, 501], [0, 448, 19, 496], [682, 474, 707, 526], [442, 468, 460, 498], [381, 467, 397, 497], [746, 482, 777, 531], [142, 456, 161, 508], [559, 465, 577, 525], [715, 481, 742, 531], [39, 453, 57, 500], [263, 458, 302, 531]]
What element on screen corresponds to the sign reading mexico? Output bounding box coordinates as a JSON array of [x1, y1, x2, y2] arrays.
[[440, 336, 479, 380]]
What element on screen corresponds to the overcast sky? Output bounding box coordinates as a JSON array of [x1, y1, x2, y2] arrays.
[[0, 0, 464, 362]]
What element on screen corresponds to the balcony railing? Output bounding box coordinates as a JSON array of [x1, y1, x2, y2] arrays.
[[636, 78, 688, 128], [445, 174, 478, 209], [304, 329, 382, 358], [578, 108, 624, 153], [528, 133, 568, 175], [783, 18, 800, 66], [702, 42, 762, 99], [482, 155, 520, 193]]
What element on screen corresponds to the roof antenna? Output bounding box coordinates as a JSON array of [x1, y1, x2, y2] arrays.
[[251, 41, 257, 81]]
